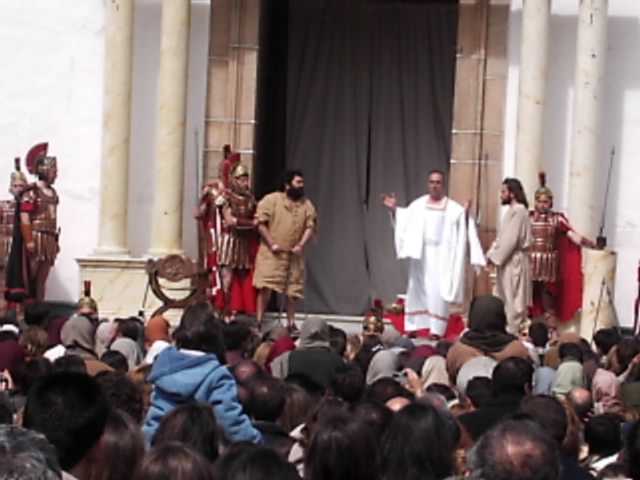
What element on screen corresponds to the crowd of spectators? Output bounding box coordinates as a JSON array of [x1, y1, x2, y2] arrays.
[[1, 294, 640, 480]]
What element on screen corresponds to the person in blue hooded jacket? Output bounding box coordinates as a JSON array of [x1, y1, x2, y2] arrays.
[[142, 302, 261, 445]]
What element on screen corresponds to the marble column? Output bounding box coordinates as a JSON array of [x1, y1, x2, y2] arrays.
[[96, 0, 135, 256], [515, 0, 550, 199], [568, 0, 609, 239], [148, 0, 191, 256]]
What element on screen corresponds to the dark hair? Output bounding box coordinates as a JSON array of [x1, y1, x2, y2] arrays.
[[597, 462, 629, 480], [559, 343, 583, 363], [381, 403, 457, 480], [0, 397, 12, 424], [329, 363, 365, 404], [100, 350, 129, 373], [366, 377, 413, 404], [114, 317, 143, 342], [52, 354, 87, 374], [222, 322, 252, 353], [593, 328, 621, 356], [10, 357, 52, 395], [466, 377, 493, 409], [427, 169, 446, 181], [0, 425, 61, 480], [425, 383, 457, 403], [585, 414, 623, 458], [492, 357, 533, 397], [435, 340, 453, 358], [173, 303, 225, 360], [282, 169, 303, 189], [468, 419, 559, 480], [152, 403, 219, 463], [134, 443, 215, 480], [247, 376, 286, 422], [277, 383, 313, 433], [216, 444, 298, 480], [329, 326, 347, 357], [351, 400, 393, 438], [519, 395, 567, 446], [23, 372, 110, 471], [503, 177, 529, 208], [86, 409, 144, 480], [94, 371, 144, 424], [529, 322, 549, 348], [616, 337, 640, 372], [305, 412, 379, 480], [625, 420, 640, 480]]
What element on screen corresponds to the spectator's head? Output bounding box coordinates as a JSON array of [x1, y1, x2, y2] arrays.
[[492, 357, 533, 397], [222, 321, 252, 354], [247, 376, 286, 423], [585, 414, 623, 459], [593, 328, 621, 357], [328, 325, 347, 358], [100, 350, 129, 373], [19, 326, 48, 359], [0, 425, 61, 480], [351, 400, 393, 438], [567, 387, 593, 424], [616, 337, 640, 373], [114, 317, 143, 343], [231, 359, 262, 384], [519, 395, 567, 447], [329, 363, 365, 404], [467, 419, 559, 480], [466, 377, 494, 409], [215, 444, 298, 480], [425, 383, 457, 403], [10, 357, 52, 396], [529, 322, 549, 349], [145, 314, 171, 347], [559, 343, 583, 363], [305, 412, 378, 480], [94, 371, 144, 424], [152, 403, 219, 463], [52, 354, 87, 374], [86, 409, 144, 480], [468, 295, 508, 334], [299, 317, 330, 349], [23, 372, 109, 472], [278, 382, 313, 433], [625, 421, 640, 480], [173, 303, 225, 360], [366, 377, 413, 404], [381, 403, 458, 480], [134, 443, 214, 480]]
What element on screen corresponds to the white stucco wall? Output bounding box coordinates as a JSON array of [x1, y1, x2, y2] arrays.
[[0, 0, 210, 302], [505, 0, 640, 326]]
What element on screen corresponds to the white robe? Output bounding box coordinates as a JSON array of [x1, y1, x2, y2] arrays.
[[394, 195, 486, 334]]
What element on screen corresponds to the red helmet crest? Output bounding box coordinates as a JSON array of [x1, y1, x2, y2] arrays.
[[25, 142, 49, 174]]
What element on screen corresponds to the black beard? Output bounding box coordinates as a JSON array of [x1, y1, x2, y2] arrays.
[[287, 187, 304, 200], [501, 197, 511, 205]]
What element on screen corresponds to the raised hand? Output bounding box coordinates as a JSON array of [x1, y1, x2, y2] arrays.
[[381, 193, 397, 211]]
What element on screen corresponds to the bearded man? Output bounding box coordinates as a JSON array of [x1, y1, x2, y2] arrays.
[[487, 178, 532, 335], [253, 170, 317, 331]]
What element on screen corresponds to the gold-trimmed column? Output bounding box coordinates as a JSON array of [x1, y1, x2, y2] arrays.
[[96, 0, 135, 256], [148, 0, 192, 256]]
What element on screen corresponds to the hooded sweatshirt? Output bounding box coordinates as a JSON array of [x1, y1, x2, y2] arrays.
[[142, 346, 261, 444]]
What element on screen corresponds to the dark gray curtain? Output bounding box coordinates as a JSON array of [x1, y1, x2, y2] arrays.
[[256, 0, 458, 315]]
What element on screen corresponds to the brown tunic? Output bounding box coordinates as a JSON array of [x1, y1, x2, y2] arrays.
[[253, 192, 317, 298]]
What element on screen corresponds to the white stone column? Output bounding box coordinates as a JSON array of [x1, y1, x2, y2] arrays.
[[515, 0, 550, 199], [568, 0, 609, 239], [148, 0, 191, 256], [96, 0, 135, 256]]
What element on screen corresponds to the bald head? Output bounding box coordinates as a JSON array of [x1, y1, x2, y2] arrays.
[[567, 387, 593, 423], [385, 396, 411, 412]]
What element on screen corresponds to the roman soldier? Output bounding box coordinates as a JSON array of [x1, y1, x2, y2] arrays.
[[530, 172, 595, 325], [216, 160, 258, 320], [10, 142, 60, 302]]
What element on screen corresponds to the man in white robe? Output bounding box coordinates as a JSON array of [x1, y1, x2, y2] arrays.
[[383, 170, 486, 336]]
